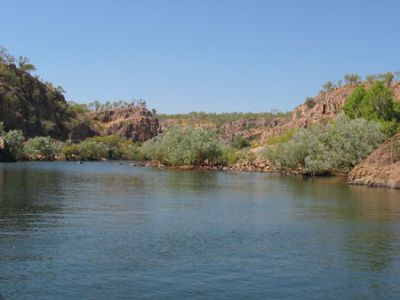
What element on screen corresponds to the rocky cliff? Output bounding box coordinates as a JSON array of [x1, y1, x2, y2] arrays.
[[91, 106, 160, 142], [0, 62, 73, 139], [348, 133, 400, 189]]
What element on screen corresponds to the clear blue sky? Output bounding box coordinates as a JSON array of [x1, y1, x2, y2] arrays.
[[1, 0, 399, 113]]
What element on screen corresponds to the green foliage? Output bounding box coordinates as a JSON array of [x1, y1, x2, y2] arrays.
[[17, 56, 36, 72], [343, 82, 400, 135], [76, 140, 110, 161], [141, 126, 224, 166], [263, 114, 385, 175], [344, 73, 360, 85], [124, 143, 145, 161], [4, 130, 25, 159], [222, 147, 242, 165], [23, 137, 61, 160], [231, 135, 250, 150], [342, 85, 367, 119], [67, 101, 90, 114], [322, 81, 334, 92], [84, 99, 148, 112], [0, 46, 15, 64], [304, 97, 316, 109], [0, 122, 5, 136], [266, 129, 297, 145], [63, 144, 81, 160], [61, 135, 145, 161]]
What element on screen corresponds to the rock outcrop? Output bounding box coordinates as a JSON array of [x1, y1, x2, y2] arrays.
[[289, 82, 400, 130], [219, 118, 289, 143], [0, 137, 15, 162], [348, 133, 400, 189], [91, 106, 160, 142]]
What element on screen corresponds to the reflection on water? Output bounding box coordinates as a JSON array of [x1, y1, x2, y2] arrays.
[[0, 162, 400, 299]]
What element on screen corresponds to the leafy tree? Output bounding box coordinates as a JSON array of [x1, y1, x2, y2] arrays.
[[4, 130, 25, 159], [342, 85, 367, 118], [0, 46, 15, 64], [344, 73, 360, 85], [322, 81, 334, 91], [383, 72, 394, 87], [17, 56, 36, 72], [304, 97, 316, 108], [343, 81, 400, 135]]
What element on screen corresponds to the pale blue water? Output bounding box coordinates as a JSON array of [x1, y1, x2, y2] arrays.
[[0, 162, 400, 299]]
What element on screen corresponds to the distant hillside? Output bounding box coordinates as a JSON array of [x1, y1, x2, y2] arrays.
[[0, 61, 73, 139]]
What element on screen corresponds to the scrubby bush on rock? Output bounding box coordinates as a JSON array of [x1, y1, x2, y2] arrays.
[[263, 114, 385, 175]]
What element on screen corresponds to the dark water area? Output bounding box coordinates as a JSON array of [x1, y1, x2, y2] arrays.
[[0, 162, 399, 299]]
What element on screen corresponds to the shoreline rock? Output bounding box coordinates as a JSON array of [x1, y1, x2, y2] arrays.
[[348, 133, 400, 189]]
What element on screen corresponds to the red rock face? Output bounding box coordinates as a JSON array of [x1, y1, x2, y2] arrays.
[[348, 133, 400, 189], [91, 106, 160, 142]]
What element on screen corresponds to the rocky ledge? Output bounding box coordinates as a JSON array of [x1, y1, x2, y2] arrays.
[[91, 106, 160, 142], [348, 133, 400, 189]]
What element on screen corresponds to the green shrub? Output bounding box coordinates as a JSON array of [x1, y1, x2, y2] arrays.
[[305, 97, 316, 109], [231, 135, 250, 150], [141, 126, 223, 166], [123, 143, 145, 161], [4, 130, 25, 159], [222, 147, 242, 165], [63, 144, 80, 160], [343, 81, 400, 135], [263, 114, 385, 175], [266, 129, 297, 145], [77, 140, 109, 160], [23, 136, 61, 160]]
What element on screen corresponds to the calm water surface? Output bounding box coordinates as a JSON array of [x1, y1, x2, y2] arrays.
[[0, 162, 400, 299]]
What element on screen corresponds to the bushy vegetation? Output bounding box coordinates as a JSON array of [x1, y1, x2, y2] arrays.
[[141, 126, 224, 166], [23, 137, 61, 160], [343, 81, 400, 136], [4, 130, 25, 159], [263, 114, 385, 175], [231, 135, 250, 150], [266, 129, 297, 145], [63, 135, 144, 161]]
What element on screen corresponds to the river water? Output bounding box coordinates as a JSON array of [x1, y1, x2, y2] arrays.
[[0, 162, 399, 299]]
